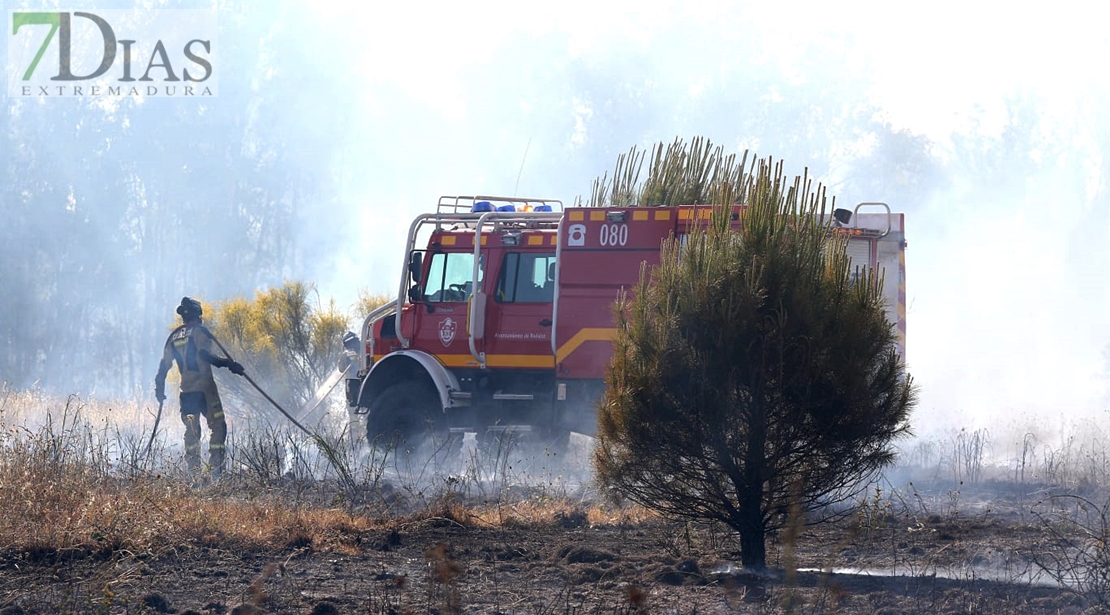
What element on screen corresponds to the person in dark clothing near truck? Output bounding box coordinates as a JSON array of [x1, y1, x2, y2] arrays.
[[154, 297, 244, 476]]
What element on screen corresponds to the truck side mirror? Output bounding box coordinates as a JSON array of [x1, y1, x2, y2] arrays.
[[409, 252, 424, 283], [408, 284, 423, 303]]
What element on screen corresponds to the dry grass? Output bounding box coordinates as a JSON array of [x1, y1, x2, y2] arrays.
[[5, 389, 1110, 614], [0, 389, 657, 561], [0, 439, 393, 556], [11, 388, 1110, 609], [458, 496, 659, 529], [0, 383, 149, 432]]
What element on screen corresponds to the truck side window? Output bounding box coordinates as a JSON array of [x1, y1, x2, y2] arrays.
[[424, 252, 478, 302], [497, 252, 555, 303]]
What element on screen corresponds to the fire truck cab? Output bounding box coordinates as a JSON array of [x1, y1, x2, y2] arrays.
[[346, 196, 907, 446]]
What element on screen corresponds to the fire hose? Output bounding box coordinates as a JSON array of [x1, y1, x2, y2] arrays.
[[205, 332, 312, 437], [205, 331, 356, 489]]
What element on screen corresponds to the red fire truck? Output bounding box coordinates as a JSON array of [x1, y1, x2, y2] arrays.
[[346, 196, 907, 445]]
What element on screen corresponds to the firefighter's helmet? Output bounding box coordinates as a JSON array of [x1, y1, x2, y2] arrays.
[[176, 297, 203, 319]]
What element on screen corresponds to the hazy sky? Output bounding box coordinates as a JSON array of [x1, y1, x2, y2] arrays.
[[4, 0, 1107, 438], [306, 0, 1110, 436]]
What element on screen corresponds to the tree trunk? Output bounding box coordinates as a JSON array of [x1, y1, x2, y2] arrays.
[[737, 498, 767, 569], [739, 397, 768, 569]]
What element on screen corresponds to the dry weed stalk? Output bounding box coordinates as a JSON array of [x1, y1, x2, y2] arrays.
[[425, 542, 464, 615]]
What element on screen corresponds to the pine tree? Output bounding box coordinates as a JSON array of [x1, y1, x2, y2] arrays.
[[593, 138, 916, 568]]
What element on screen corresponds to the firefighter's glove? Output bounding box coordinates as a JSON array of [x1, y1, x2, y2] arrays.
[[228, 361, 246, 376], [155, 380, 166, 403]]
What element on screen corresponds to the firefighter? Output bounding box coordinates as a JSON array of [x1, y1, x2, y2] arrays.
[[154, 297, 244, 476], [339, 331, 360, 375]]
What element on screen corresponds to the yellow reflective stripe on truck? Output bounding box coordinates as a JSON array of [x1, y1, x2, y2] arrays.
[[371, 327, 619, 370], [374, 353, 551, 368], [555, 328, 617, 363]]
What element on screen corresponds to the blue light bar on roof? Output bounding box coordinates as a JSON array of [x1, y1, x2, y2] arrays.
[[496, 204, 516, 212], [534, 204, 552, 212], [472, 201, 493, 212]]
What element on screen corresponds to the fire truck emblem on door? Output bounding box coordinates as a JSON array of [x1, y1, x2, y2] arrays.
[[439, 317, 457, 346]]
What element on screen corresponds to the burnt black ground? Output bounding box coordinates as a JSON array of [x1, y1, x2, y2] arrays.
[[0, 503, 1100, 615]]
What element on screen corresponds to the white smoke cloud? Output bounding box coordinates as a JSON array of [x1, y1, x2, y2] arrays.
[[4, 0, 1106, 438], [306, 0, 1110, 436]]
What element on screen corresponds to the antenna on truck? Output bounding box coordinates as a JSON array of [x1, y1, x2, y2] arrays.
[[514, 137, 532, 196]]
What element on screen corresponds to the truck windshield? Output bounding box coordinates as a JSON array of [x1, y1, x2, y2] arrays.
[[424, 252, 480, 303]]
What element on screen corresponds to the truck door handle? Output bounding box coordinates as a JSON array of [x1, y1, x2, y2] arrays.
[[539, 319, 552, 327]]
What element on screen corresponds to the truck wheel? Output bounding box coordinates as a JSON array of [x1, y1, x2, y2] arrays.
[[367, 381, 439, 448]]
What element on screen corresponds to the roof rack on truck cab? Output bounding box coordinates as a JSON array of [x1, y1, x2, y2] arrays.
[[436, 195, 564, 215]]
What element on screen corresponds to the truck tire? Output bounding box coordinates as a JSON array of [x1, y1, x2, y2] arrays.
[[367, 381, 440, 448]]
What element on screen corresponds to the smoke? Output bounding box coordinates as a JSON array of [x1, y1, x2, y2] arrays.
[[313, 1, 1110, 438], [2, 0, 1108, 450]]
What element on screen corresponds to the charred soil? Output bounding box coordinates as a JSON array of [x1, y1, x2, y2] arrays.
[[0, 493, 1098, 615]]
